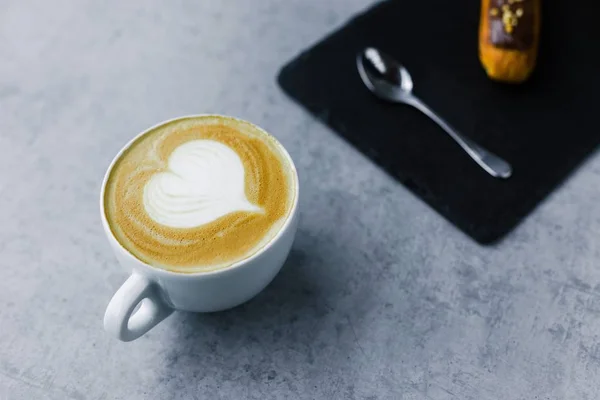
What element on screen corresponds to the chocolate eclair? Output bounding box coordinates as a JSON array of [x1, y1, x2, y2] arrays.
[[479, 0, 541, 83]]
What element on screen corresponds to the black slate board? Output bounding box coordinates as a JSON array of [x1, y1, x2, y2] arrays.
[[278, 0, 600, 244]]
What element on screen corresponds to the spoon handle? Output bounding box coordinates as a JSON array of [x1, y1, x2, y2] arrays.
[[406, 96, 512, 179]]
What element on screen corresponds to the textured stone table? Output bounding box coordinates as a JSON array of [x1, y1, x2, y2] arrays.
[[2, 1, 600, 399]]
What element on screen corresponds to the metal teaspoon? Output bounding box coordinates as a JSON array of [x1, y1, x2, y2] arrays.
[[357, 47, 512, 179]]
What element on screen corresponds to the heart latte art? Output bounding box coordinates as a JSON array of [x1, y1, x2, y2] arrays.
[[143, 140, 262, 228], [104, 116, 295, 273]]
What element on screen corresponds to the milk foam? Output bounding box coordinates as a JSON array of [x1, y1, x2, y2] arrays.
[[143, 139, 262, 228]]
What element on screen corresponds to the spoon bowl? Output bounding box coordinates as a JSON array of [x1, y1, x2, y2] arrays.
[[357, 47, 413, 98]]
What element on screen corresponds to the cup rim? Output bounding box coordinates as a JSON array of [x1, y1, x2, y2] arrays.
[[100, 114, 299, 279]]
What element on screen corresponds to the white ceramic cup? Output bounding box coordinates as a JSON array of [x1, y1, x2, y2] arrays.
[[100, 115, 299, 342]]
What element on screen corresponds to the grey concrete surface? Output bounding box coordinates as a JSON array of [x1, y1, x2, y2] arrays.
[[2, 1, 600, 399]]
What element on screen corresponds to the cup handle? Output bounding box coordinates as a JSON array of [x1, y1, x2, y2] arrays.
[[103, 273, 173, 341]]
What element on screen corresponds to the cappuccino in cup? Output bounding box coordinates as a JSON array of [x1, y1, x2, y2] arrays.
[[103, 115, 296, 273]]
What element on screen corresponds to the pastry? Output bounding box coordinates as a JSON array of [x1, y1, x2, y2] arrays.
[[479, 0, 541, 83]]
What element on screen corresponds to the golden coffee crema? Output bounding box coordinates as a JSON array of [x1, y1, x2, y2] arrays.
[[104, 116, 295, 273]]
